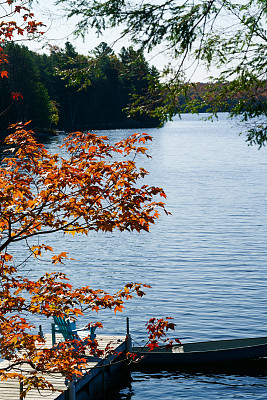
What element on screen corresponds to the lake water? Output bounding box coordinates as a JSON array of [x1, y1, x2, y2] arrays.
[[12, 113, 267, 398]]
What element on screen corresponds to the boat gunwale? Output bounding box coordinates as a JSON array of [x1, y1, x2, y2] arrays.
[[133, 336, 267, 355]]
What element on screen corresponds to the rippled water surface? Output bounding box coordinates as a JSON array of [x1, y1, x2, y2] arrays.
[[15, 114, 267, 398]]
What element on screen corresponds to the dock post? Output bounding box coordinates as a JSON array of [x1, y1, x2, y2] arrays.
[[51, 322, 56, 346], [67, 381, 76, 400], [126, 317, 132, 352], [19, 381, 25, 399], [38, 325, 44, 338], [126, 317, 130, 335]]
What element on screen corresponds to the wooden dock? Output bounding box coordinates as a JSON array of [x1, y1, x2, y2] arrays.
[[0, 333, 129, 400]]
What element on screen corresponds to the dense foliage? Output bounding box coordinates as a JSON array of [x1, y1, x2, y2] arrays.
[[0, 1, 174, 394], [0, 122, 170, 392], [59, 0, 267, 147], [0, 41, 161, 132]]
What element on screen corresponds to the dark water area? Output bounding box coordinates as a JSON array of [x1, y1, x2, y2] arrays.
[[8, 113, 267, 398]]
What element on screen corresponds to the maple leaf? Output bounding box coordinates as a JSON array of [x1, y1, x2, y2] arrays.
[[147, 341, 159, 351], [11, 92, 23, 100], [1, 70, 8, 78]]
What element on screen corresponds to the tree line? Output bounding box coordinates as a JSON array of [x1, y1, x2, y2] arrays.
[[2, 40, 263, 137], [0, 41, 161, 133], [61, 0, 266, 147]]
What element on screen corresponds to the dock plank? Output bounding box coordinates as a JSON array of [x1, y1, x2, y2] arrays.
[[0, 334, 126, 400]]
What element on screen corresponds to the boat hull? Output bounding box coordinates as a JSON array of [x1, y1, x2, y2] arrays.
[[133, 337, 267, 367]]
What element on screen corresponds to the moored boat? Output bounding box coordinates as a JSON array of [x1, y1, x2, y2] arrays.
[[133, 336, 267, 367]]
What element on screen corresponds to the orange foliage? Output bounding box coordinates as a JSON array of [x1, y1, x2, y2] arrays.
[[0, 0, 44, 107], [0, 3, 171, 391], [0, 123, 169, 391], [146, 317, 177, 351], [0, 124, 167, 250]]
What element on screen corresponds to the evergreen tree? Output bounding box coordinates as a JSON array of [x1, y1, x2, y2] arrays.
[[1, 43, 52, 131]]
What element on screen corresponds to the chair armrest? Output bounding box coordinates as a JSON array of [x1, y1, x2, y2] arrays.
[[76, 326, 97, 341]]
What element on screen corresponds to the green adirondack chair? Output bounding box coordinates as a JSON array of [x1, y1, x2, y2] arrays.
[[51, 315, 96, 346]]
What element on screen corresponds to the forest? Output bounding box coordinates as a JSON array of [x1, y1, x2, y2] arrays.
[[0, 41, 161, 132], [2, 40, 263, 136]]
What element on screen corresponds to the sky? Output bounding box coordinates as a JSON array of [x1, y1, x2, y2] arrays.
[[21, 0, 217, 82]]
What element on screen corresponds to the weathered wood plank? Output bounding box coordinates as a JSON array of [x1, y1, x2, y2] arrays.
[[0, 334, 126, 400]]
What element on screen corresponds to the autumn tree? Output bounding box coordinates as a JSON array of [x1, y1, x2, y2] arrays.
[[59, 0, 267, 147], [0, 1, 172, 395], [0, 122, 170, 393]]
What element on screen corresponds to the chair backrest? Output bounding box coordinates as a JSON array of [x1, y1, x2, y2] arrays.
[[53, 316, 77, 341], [90, 326, 96, 342], [51, 316, 97, 347]]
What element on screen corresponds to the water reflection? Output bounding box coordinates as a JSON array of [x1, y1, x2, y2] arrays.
[[106, 362, 267, 400]]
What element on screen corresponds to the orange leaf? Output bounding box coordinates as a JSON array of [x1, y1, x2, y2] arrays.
[[1, 70, 8, 78]]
